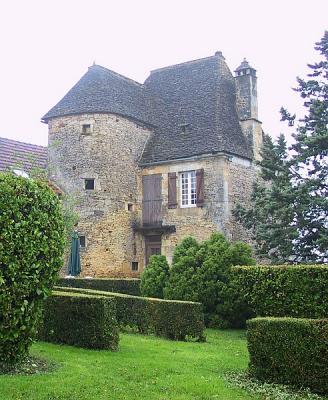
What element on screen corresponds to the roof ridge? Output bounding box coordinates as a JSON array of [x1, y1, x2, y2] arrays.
[[149, 55, 217, 74], [89, 64, 143, 87], [0, 136, 47, 149]]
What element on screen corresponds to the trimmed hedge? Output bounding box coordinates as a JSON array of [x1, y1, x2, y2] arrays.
[[232, 265, 328, 318], [0, 173, 65, 366], [247, 317, 328, 394], [57, 277, 141, 296], [39, 291, 119, 350], [54, 286, 205, 341]]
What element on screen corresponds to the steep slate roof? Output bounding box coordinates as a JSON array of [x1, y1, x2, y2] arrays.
[[0, 137, 47, 172], [141, 53, 252, 164], [42, 54, 252, 164], [42, 65, 151, 125]]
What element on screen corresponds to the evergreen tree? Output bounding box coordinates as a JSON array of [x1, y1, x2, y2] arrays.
[[140, 255, 169, 298], [234, 32, 328, 263], [164, 233, 255, 327]]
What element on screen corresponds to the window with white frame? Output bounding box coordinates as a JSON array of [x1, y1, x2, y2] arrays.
[[180, 170, 196, 207]]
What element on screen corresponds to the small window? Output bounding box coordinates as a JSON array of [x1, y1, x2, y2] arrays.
[[180, 123, 190, 134], [79, 235, 86, 248], [84, 179, 95, 190], [127, 203, 134, 211], [131, 261, 139, 272], [180, 170, 197, 207], [82, 124, 92, 135]]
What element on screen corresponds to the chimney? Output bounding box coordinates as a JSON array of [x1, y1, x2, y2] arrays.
[[235, 59, 263, 161]]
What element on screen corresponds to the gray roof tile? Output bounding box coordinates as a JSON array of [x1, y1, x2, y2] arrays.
[[42, 54, 253, 164], [42, 65, 152, 126], [141, 54, 252, 163]]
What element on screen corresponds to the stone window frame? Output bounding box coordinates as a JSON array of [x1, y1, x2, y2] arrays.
[[79, 234, 87, 249], [84, 178, 95, 190], [80, 120, 94, 135], [179, 170, 197, 208], [80, 172, 100, 191], [131, 261, 139, 272]]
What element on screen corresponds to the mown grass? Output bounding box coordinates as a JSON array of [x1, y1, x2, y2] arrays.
[[0, 329, 322, 400]]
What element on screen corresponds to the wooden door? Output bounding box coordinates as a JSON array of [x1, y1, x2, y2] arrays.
[[145, 235, 162, 266], [142, 174, 162, 226]]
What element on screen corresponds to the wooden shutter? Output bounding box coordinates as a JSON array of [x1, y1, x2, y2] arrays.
[[142, 174, 162, 226], [196, 169, 204, 207], [168, 172, 177, 209]]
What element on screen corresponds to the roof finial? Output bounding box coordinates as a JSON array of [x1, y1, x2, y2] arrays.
[[215, 51, 225, 60]]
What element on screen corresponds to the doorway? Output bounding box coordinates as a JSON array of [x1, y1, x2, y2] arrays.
[[145, 235, 162, 266]]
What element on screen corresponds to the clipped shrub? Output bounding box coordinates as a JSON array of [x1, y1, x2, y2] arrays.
[[54, 286, 205, 341], [39, 291, 119, 350], [164, 234, 255, 327], [57, 277, 141, 296], [232, 265, 328, 318], [247, 317, 328, 394], [140, 255, 169, 298], [0, 173, 65, 366]]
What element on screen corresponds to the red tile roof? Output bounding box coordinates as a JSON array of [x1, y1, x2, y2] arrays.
[[0, 137, 47, 173]]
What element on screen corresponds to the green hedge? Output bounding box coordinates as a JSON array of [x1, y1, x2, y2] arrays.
[[232, 265, 328, 318], [54, 286, 205, 341], [57, 277, 141, 295], [0, 173, 65, 366], [247, 317, 328, 394], [39, 291, 119, 350]]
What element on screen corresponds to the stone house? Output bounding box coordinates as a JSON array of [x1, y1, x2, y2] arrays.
[[41, 52, 263, 277]]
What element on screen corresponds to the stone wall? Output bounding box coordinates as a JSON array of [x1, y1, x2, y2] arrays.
[[48, 113, 151, 277], [141, 154, 256, 265], [48, 113, 257, 277]]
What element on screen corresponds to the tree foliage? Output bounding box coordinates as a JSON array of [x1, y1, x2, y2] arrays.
[[234, 32, 328, 263], [0, 173, 65, 367], [140, 255, 170, 298], [164, 233, 255, 327]]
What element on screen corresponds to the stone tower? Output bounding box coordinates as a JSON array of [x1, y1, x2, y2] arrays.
[[235, 59, 263, 160], [43, 65, 153, 276]]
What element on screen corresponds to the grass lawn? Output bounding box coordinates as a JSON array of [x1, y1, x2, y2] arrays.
[[0, 330, 275, 400]]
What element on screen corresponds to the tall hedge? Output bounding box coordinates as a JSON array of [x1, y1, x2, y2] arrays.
[[57, 277, 141, 296], [247, 317, 328, 394], [0, 173, 65, 366], [39, 292, 119, 350], [54, 286, 205, 341], [232, 265, 328, 318]]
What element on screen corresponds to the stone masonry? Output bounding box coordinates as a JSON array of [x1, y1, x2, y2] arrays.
[[43, 52, 263, 277]]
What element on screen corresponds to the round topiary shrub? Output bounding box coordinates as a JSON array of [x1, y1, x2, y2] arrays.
[[0, 173, 65, 367], [140, 255, 169, 298]]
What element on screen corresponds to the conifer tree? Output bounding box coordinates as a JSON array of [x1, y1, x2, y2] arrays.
[[234, 32, 328, 263]]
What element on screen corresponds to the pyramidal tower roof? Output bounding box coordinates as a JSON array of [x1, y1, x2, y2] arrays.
[[42, 65, 151, 125]]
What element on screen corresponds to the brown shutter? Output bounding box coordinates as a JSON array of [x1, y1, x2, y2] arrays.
[[196, 169, 204, 207], [168, 172, 178, 209]]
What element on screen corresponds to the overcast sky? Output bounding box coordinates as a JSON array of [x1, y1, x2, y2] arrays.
[[0, 0, 327, 147]]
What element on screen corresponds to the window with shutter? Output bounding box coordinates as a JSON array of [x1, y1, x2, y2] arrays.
[[168, 172, 177, 209], [180, 170, 197, 207], [196, 168, 204, 207], [179, 169, 204, 208]]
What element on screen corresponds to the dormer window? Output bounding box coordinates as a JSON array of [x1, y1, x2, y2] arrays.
[[82, 124, 92, 135], [180, 123, 190, 134]]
